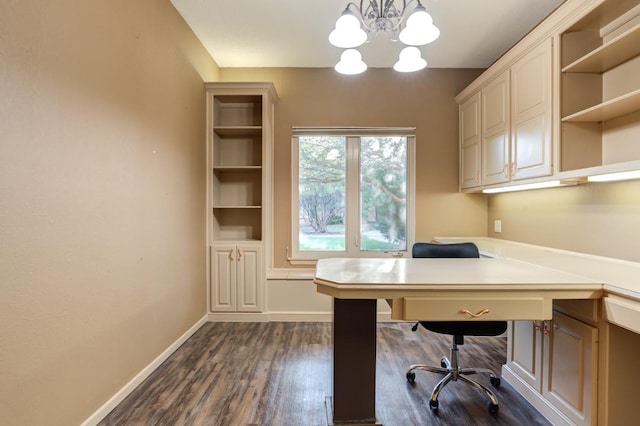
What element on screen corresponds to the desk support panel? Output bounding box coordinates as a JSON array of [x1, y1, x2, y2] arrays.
[[333, 298, 377, 423]]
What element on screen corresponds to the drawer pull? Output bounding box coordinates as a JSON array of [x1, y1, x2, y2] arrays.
[[460, 308, 490, 318]]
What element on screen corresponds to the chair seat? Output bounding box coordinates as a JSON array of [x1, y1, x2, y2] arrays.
[[420, 321, 507, 338]]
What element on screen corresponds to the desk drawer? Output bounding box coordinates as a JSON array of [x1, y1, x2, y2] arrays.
[[604, 296, 640, 334], [400, 296, 548, 321]]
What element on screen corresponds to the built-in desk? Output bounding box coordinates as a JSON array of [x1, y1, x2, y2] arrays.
[[314, 256, 602, 425], [434, 237, 640, 425]]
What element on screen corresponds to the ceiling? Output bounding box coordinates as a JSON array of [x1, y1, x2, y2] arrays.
[[170, 0, 565, 69]]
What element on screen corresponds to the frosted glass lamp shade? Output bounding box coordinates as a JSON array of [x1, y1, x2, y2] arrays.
[[399, 4, 440, 46], [394, 46, 427, 72], [335, 49, 367, 75], [329, 13, 367, 48]]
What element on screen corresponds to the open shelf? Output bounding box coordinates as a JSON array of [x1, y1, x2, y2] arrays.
[[562, 88, 640, 122], [214, 126, 262, 137], [562, 22, 640, 73], [559, 0, 640, 174], [211, 208, 262, 241]]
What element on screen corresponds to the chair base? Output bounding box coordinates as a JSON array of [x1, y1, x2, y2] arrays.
[[406, 345, 501, 414]]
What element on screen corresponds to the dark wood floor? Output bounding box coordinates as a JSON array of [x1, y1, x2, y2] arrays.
[[100, 322, 550, 426]]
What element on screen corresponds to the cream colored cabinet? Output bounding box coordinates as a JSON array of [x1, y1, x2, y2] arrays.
[[460, 39, 553, 191], [482, 70, 511, 185], [210, 244, 263, 312], [543, 311, 597, 425], [459, 92, 482, 189], [504, 301, 598, 425], [510, 39, 553, 181], [482, 40, 553, 186], [206, 82, 277, 314]]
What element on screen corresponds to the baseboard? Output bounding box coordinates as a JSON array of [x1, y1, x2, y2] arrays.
[[501, 365, 572, 426], [80, 314, 208, 426], [207, 312, 270, 322]]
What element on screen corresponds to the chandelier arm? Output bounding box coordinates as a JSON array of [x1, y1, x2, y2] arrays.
[[342, 2, 366, 24]]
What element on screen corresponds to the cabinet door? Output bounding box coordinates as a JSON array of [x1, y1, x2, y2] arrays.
[[482, 71, 510, 185], [235, 244, 263, 312], [460, 93, 482, 189], [510, 39, 553, 181], [544, 311, 597, 426], [210, 244, 237, 312], [508, 320, 544, 391]]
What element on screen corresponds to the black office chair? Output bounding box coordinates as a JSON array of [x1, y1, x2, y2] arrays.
[[407, 242, 507, 415]]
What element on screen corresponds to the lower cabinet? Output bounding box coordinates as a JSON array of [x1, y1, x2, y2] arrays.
[[209, 243, 263, 313], [503, 302, 598, 425]]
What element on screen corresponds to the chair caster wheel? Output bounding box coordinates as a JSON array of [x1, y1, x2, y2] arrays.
[[429, 399, 439, 413], [490, 376, 501, 388], [406, 372, 416, 383], [488, 402, 499, 414]]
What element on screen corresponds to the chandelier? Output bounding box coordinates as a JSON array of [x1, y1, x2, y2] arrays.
[[329, 0, 440, 74]]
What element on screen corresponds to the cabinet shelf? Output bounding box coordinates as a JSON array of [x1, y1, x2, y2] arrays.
[[561, 88, 640, 122], [214, 126, 262, 136], [214, 166, 262, 172], [212, 205, 262, 209], [562, 22, 640, 73]]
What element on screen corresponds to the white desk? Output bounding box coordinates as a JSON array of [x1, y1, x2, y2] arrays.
[[314, 257, 602, 425]]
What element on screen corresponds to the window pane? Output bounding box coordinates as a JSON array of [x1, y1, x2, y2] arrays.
[[360, 137, 407, 251], [298, 136, 346, 251]]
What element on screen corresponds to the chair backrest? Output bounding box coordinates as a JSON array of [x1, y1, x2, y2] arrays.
[[412, 242, 480, 259]]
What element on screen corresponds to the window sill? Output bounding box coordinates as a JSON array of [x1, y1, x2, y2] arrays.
[[267, 268, 316, 280]]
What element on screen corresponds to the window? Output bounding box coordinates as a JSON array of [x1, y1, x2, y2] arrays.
[[291, 128, 415, 262]]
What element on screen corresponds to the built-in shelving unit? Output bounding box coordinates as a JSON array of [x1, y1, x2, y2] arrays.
[[209, 91, 269, 241], [206, 83, 278, 315], [559, 0, 640, 175]]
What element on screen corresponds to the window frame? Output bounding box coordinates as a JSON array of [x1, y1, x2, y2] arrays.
[[290, 127, 416, 264]]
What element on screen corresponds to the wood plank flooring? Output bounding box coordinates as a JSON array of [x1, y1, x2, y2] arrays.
[[100, 322, 550, 426]]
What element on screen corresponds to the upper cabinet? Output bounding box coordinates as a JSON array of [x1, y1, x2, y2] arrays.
[[559, 0, 640, 175], [459, 40, 553, 190], [459, 93, 482, 189], [457, 0, 640, 192], [511, 39, 553, 181], [481, 70, 511, 186]]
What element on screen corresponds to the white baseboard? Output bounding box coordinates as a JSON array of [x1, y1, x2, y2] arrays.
[[207, 312, 270, 322], [81, 315, 208, 426]]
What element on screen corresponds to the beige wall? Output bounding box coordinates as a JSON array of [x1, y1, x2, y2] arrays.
[[0, 1, 218, 425], [487, 179, 640, 263], [220, 67, 488, 268]]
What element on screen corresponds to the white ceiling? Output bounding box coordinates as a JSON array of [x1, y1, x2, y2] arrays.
[[170, 0, 565, 69]]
